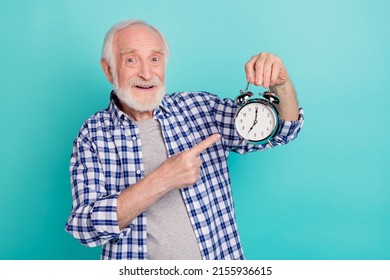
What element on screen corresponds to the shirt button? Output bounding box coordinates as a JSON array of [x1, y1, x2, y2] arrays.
[[136, 170, 141, 175], [138, 247, 143, 251], [132, 136, 137, 141]]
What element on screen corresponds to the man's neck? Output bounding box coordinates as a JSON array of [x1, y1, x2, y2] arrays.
[[116, 98, 154, 121]]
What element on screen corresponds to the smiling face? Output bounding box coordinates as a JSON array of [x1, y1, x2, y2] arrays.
[[101, 23, 168, 119]]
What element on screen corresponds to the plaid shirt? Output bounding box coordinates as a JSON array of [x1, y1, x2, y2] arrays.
[[65, 91, 304, 260]]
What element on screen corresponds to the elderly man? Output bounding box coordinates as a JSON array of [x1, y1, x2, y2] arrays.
[[65, 19, 304, 260]]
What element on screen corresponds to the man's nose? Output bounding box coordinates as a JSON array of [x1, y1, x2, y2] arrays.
[[137, 61, 152, 80]]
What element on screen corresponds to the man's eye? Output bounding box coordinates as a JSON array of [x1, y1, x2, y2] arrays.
[[127, 58, 136, 63], [151, 56, 160, 62]]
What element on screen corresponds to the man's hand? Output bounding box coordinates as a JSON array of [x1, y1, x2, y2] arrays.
[[245, 52, 300, 121], [245, 52, 289, 88], [157, 133, 221, 191]]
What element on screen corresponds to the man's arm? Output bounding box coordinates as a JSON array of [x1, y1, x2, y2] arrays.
[[116, 133, 221, 230]]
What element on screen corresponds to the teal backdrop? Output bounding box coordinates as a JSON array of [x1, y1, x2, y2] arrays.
[[0, 0, 389, 260]]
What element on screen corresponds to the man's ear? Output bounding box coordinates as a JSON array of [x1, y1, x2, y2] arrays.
[[100, 59, 114, 84]]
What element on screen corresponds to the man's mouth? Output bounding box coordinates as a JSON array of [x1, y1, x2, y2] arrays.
[[134, 85, 155, 90]]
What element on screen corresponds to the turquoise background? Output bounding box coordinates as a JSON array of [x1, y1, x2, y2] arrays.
[[0, 0, 389, 260]]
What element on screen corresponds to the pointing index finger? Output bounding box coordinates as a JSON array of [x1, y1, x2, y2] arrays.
[[189, 134, 221, 156]]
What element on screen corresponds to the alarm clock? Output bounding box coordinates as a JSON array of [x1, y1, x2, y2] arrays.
[[234, 83, 280, 145]]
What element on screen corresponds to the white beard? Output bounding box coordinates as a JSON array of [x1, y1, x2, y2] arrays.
[[114, 76, 166, 112]]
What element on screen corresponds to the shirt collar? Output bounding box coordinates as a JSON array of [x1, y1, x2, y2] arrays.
[[108, 90, 172, 126]]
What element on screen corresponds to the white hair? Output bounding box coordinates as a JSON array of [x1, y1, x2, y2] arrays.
[[101, 19, 170, 68]]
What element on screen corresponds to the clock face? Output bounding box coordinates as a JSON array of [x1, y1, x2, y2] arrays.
[[235, 101, 278, 142]]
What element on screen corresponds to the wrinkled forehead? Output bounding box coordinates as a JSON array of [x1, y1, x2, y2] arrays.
[[113, 24, 167, 56]]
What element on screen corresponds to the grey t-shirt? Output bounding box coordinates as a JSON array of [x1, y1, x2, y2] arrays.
[[134, 118, 202, 260]]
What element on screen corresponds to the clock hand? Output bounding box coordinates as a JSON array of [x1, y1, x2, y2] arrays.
[[247, 119, 258, 134], [248, 107, 259, 134], [255, 107, 258, 121]]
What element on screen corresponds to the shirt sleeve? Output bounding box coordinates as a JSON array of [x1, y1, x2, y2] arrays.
[[269, 108, 304, 147], [64, 126, 131, 247]]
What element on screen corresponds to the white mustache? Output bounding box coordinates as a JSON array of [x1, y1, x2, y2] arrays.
[[129, 76, 161, 88]]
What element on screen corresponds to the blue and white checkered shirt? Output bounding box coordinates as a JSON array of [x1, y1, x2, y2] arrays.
[[65, 91, 304, 259]]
